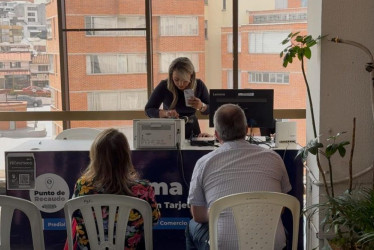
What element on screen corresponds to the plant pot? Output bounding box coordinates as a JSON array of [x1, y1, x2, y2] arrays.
[[327, 240, 361, 250]]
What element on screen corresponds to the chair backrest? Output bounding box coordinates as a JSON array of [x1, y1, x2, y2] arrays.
[[55, 128, 102, 140], [64, 194, 153, 250], [0, 195, 45, 250], [208, 192, 300, 250]]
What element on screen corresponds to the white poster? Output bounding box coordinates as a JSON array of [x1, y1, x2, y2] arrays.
[[29, 173, 70, 213]]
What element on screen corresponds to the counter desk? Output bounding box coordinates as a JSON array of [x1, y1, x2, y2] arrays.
[[5, 140, 303, 250]]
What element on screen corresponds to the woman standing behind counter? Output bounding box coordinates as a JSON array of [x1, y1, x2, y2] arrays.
[[145, 57, 209, 139]]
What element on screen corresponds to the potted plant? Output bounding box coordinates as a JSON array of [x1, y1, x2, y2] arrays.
[[280, 32, 374, 249]]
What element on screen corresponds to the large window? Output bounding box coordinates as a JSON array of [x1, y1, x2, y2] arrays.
[[10, 62, 21, 68], [85, 16, 146, 36], [253, 12, 307, 24], [86, 54, 147, 75], [160, 16, 198, 36], [159, 53, 199, 73], [301, 0, 308, 7], [249, 31, 289, 54], [38, 65, 49, 71], [48, 54, 55, 73], [275, 0, 288, 9], [249, 72, 289, 84], [87, 90, 147, 111], [46, 19, 52, 39]]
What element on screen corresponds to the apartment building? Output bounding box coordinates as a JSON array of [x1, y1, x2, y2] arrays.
[[0, 51, 31, 90], [0, 22, 23, 43], [30, 53, 49, 87], [14, 2, 45, 25]]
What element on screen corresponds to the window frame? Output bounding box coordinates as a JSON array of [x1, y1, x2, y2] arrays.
[[248, 31, 290, 54], [159, 16, 199, 36], [10, 62, 21, 68], [86, 54, 147, 75], [249, 72, 290, 84], [85, 15, 146, 37]]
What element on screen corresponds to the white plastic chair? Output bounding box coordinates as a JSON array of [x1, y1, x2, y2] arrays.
[[0, 195, 45, 250], [64, 194, 153, 250], [55, 128, 102, 140], [208, 192, 300, 250]]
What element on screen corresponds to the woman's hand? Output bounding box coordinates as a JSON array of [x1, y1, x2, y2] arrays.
[[161, 109, 179, 118], [198, 132, 213, 138], [187, 97, 202, 110]]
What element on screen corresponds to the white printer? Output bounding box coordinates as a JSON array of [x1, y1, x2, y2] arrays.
[[133, 119, 185, 149], [275, 121, 297, 147]]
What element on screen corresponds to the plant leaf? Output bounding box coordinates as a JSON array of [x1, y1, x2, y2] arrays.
[[305, 138, 324, 155], [295, 35, 303, 42], [304, 35, 312, 43], [304, 47, 312, 59], [337, 141, 350, 157], [306, 40, 317, 47], [296, 147, 307, 161], [338, 146, 346, 157], [297, 51, 303, 61], [291, 31, 300, 38], [326, 143, 338, 158], [281, 38, 289, 45]]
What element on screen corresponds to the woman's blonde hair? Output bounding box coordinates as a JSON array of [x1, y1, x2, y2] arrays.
[[167, 57, 197, 109], [82, 128, 137, 195]]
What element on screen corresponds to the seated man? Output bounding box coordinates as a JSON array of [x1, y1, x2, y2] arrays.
[[186, 104, 291, 250]]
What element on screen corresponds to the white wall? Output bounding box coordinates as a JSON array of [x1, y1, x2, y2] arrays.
[[307, 0, 374, 248]]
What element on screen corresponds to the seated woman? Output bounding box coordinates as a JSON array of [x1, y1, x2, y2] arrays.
[[145, 57, 210, 139], [72, 128, 161, 250]]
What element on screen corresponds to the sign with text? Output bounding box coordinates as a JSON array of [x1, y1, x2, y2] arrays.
[[6, 153, 36, 190], [29, 173, 70, 213]]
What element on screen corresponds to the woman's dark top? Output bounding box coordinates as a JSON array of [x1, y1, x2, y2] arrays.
[[145, 79, 209, 139]]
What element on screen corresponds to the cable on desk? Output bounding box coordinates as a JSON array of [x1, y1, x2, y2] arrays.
[[176, 142, 190, 189], [282, 142, 290, 161], [246, 136, 272, 149]]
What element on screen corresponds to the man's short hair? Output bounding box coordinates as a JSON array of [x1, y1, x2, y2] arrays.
[[214, 104, 247, 141]]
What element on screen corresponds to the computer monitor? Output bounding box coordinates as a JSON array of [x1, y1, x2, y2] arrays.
[[209, 89, 274, 128]]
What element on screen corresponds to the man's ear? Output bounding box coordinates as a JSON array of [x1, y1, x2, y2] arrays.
[[245, 126, 249, 135], [214, 130, 221, 141]]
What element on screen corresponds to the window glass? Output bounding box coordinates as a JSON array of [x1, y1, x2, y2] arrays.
[[160, 53, 199, 73], [275, 0, 288, 9], [249, 32, 289, 54], [117, 16, 146, 36], [86, 54, 147, 75], [87, 90, 147, 111], [46, 19, 52, 39], [160, 16, 198, 36], [85, 16, 117, 36]]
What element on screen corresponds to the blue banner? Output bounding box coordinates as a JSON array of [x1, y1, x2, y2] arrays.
[[44, 218, 66, 231], [153, 217, 190, 230]]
